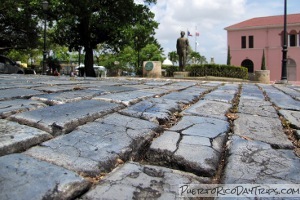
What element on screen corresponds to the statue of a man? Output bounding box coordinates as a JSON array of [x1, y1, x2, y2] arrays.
[[176, 31, 189, 71]]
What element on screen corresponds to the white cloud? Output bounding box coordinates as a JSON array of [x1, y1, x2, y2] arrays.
[[150, 0, 300, 64]]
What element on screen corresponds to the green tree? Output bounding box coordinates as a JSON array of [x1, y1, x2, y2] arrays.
[[261, 49, 266, 70], [168, 51, 178, 65], [168, 50, 206, 66], [188, 51, 207, 65], [47, 56, 61, 74], [227, 46, 231, 65], [0, 0, 40, 52], [48, 0, 158, 77], [140, 44, 163, 63]]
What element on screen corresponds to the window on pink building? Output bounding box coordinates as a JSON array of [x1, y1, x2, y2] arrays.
[[249, 36, 254, 48], [289, 30, 297, 47], [241, 36, 246, 49]]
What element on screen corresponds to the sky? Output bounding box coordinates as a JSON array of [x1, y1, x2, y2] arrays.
[[136, 0, 300, 64]]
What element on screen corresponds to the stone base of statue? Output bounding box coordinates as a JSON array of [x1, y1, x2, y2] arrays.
[[173, 71, 189, 78]]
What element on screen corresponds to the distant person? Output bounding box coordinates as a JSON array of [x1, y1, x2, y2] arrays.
[[176, 31, 189, 71]]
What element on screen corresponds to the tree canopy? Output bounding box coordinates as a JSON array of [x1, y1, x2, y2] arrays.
[[1, 0, 159, 76], [0, 0, 40, 52], [168, 51, 207, 66], [48, 0, 159, 76]]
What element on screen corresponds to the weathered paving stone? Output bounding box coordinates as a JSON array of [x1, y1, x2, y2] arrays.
[[38, 79, 89, 85], [173, 135, 223, 177], [184, 85, 211, 93], [170, 116, 229, 139], [30, 89, 106, 105], [81, 162, 210, 200], [201, 82, 222, 88], [126, 84, 155, 90], [287, 85, 300, 101], [0, 99, 47, 118], [148, 116, 229, 177], [93, 90, 157, 106], [260, 84, 300, 111], [182, 100, 231, 121], [234, 113, 293, 149], [222, 136, 300, 184], [25, 113, 161, 176], [96, 85, 138, 93], [162, 87, 208, 104], [33, 85, 84, 93], [0, 154, 90, 200], [149, 131, 180, 153], [9, 100, 123, 136], [144, 81, 171, 86], [75, 81, 121, 89], [0, 76, 42, 89], [274, 84, 300, 100], [160, 81, 196, 91], [238, 99, 278, 118], [279, 109, 300, 129], [142, 88, 170, 96], [240, 84, 265, 100], [0, 119, 52, 156], [120, 98, 180, 124], [0, 88, 43, 101], [203, 84, 238, 103]]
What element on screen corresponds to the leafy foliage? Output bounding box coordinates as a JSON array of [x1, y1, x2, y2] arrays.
[[261, 49, 266, 70], [168, 50, 207, 65], [162, 65, 179, 77], [0, 0, 42, 52], [48, 0, 159, 76], [187, 51, 207, 65], [168, 51, 178, 65], [47, 56, 61, 73], [1, 0, 159, 77], [97, 43, 163, 76], [187, 64, 248, 79], [227, 46, 231, 65]]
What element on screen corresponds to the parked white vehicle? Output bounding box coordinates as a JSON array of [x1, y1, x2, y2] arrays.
[[93, 65, 107, 77], [75, 64, 106, 77]]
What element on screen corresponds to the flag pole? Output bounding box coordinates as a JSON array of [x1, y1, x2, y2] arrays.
[[195, 26, 197, 52]]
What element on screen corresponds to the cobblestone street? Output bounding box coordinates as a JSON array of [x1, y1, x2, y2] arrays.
[[0, 74, 300, 199]]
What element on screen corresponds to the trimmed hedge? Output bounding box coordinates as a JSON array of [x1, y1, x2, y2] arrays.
[[186, 64, 248, 79], [162, 65, 179, 77]]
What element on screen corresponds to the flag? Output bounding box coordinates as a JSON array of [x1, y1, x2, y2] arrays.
[[196, 32, 200, 37], [188, 31, 193, 36]]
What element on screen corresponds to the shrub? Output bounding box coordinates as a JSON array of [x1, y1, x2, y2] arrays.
[[162, 65, 179, 77], [186, 64, 248, 79], [261, 50, 266, 70]]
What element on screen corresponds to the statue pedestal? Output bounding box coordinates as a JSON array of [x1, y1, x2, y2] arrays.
[[174, 71, 189, 78], [255, 70, 270, 84]]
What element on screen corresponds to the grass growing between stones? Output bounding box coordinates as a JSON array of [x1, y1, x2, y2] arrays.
[[214, 84, 242, 184], [258, 84, 300, 157]]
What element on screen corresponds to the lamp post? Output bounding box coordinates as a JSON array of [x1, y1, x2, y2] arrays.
[[42, 1, 49, 75], [281, 0, 288, 81], [135, 36, 140, 70]]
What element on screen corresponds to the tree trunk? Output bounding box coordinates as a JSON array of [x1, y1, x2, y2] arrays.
[[84, 46, 96, 77]]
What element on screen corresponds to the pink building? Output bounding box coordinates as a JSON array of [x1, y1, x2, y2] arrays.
[[225, 14, 300, 82]]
